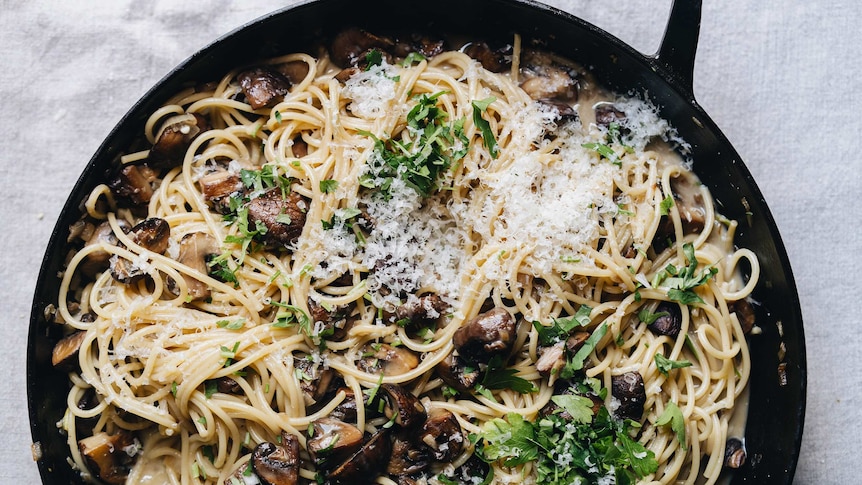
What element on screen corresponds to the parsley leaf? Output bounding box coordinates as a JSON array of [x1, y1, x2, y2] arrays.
[[560, 323, 608, 378], [582, 142, 621, 166], [319, 179, 338, 193], [660, 195, 675, 215], [654, 353, 692, 376], [401, 52, 426, 67], [533, 305, 592, 346], [637, 308, 670, 326], [364, 49, 383, 69], [216, 318, 246, 330], [656, 401, 687, 449], [550, 394, 594, 424], [472, 97, 499, 158], [481, 413, 538, 466], [662, 242, 718, 305], [480, 355, 536, 395]]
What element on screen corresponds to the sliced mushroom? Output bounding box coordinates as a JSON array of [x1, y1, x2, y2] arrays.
[[52, 330, 86, 371], [291, 136, 308, 158], [252, 431, 300, 485], [78, 431, 137, 485], [216, 376, 242, 394], [611, 371, 646, 421], [335, 66, 361, 83], [307, 417, 364, 468], [308, 298, 355, 342], [107, 164, 157, 208], [436, 351, 479, 392], [394, 294, 448, 331], [294, 356, 335, 407], [594, 102, 626, 128], [326, 428, 391, 484], [652, 173, 707, 251], [79, 220, 130, 277], [645, 301, 682, 338], [418, 409, 464, 462], [539, 99, 579, 126], [387, 431, 430, 476], [330, 387, 359, 422], [198, 169, 243, 214], [238, 67, 292, 110], [392, 33, 445, 59], [359, 344, 419, 375], [330, 28, 394, 67], [729, 299, 756, 335], [147, 113, 209, 169], [724, 437, 747, 469], [171, 232, 220, 301], [535, 342, 565, 377], [437, 455, 490, 485], [129, 218, 170, 254], [520, 66, 577, 101], [452, 308, 516, 364], [566, 331, 591, 353], [246, 188, 308, 249], [380, 384, 426, 429], [109, 254, 146, 285], [463, 41, 511, 72]]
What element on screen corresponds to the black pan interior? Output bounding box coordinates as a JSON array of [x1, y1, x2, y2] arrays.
[[28, 1, 805, 483]]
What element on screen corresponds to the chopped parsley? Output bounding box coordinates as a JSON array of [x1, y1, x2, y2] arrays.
[[319, 179, 338, 193], [660, 195, 675, 215], [360, 91, 468, 198], [472, 96, 499, 158], [659, 242, 718, 305], [656, 401, 687, 449], [654, 353, 692, 376], [476, 355, 537, 400], [533, 305, 592, 346], [477, 384, 658, 484], [216, 318, 246, 330]]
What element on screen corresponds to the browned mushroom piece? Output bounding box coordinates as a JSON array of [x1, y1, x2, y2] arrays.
[[418, 409, 464, 462], [198, 169, 243, 214], [294, 356, 335, 407], [79, 220, 131, 277], [452, 308, 516, 364], [645, 301, 682, 338], [291, 136, 308, 158], [594, 102, 626, 128], [358, 344, 419, 375], [394, 294, 448, 330], [611, 371, 646, 421], [330, 28, 395, 67], [724, 437, 747, 469], [566, 331, 591, 353], [330, 387, 359, 422], [535, 341, 565, 377], [107, 164, 158, 208], [246, 188, 308, 249], [379, 384, 427, 429], [436, 351, 479, 392], [171, 232, 220, 301], [335, 66, 361, 83], [652, 173, 707, 252], [109, 254, 146, 285], [308, 298, 355, 342], [238, 67, 292, 110], [129, 218, 170, 254], [277, 60, 311, 85], [78, 431, 137, 485], [392, 33, 445, 59], [326, 428, 391, 484], [463, 41, 512, 72], [386, 431, 430, 476], [729, 298, 756, 335], [520, 66, 577, 101], [215, 376, 242, 394], [252, 432, 300, 485], [147, 113, 210, 169], [52, 330, 86, 371], [538, 98, 579, 126], [308, 417, 365, 468]]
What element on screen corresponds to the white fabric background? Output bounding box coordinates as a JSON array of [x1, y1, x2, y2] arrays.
[[1, 0, 856, 482]]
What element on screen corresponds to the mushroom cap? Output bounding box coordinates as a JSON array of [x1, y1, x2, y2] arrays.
[[452, 308, 516, 363], [308, 417, 364, 468], [611, 371, 646, 421], [380, 384, 427, 429], [418, 409, 464, 462], [326, 428, 391, 484], [251, 432, 300, 485]]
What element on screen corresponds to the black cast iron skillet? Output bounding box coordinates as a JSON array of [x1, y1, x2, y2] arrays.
[[28, 0, 806, 483]]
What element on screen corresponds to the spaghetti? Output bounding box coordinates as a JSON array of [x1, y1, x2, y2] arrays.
[[52, 30, 758, 485]]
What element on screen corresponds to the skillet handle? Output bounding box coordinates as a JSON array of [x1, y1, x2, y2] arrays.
[[654, 0, 702, 99]]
